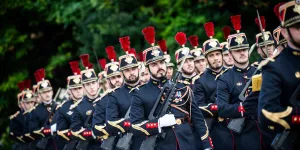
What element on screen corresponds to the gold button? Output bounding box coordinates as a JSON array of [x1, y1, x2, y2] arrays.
[[295, 72, 300, 78], [176, 119, 182, 125]]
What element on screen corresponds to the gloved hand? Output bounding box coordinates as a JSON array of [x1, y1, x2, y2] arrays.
[[158, 114, 176, 133]]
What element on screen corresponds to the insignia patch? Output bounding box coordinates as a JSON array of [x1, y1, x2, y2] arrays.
[[124, 56, 133, 64], [26, 93, 32, 98], [110, 64, 118, 72], [262, 33, 270, 41], [293, 4, 300, 14], [85, 71, 92, 78], [293, 51, 300, 56], [295, 72, 300, 78], [67, 111, 73, 116], [41, 81, 48, 88], [235, 35, 244, 45], [73, 77, 81, 84], [151, 49, 160, 57], [86, 110, 92, 116], [209, 41, 217, 48], [236, 82, 242, 86]]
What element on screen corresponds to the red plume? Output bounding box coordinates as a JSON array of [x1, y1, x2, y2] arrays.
[[157, 40, 168, 53], [255, 16, 266, 31], [34, 72, 42, 83], [23, 79, 31, 90], [138, 52, 144, 61], [222, 26, 231, 39], [142, 26, 155, 45], [230, 15, 241, 32], [69, 61, 80, 75], [88, 63, 93, 69], [80, 54, 90, 68], [119, 36, 131, 53], [17, 81, 25, 92], [98, 58, 106, 70], [105, 46, 117, 61], [128, 48, 137, 57], [204, 22, 215, 38], [274, 3, 285, 19], [37, 68, 45, 80], [175, 32, 187, 46], [188, 36, 198, 48]]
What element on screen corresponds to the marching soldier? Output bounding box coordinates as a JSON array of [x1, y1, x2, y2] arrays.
[[98, 58, 111, 94], [138, 52, 150, 85], [193, 22, 232, 150], [273, 2, 288, 55], [188, 35, 207, 75], [216, 15, 263, 150], [259, 1, 300, 149], [158, 40, 175, 80], [105, 36, 143, 150], [70, 54, 101, 149], [220, 26, 234, 68], [130, 27, 211, 150], [92, 46, 123, 148], [55, 61, 83, 149], [29, 68, 57, 150]]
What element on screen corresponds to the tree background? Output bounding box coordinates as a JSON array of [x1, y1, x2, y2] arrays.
[[0, 0, 283, 148]]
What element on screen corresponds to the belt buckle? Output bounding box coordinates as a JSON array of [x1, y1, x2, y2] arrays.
[[176, 119, 182, 125]]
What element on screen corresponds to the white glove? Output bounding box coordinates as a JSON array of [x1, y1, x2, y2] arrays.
[[158, 114, 176, 133], [50, 123, 57, 135]]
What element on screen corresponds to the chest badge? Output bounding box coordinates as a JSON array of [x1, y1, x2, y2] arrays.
[[295, 72, 300, 79], [236, 82, 243, 86], [86, 110, 92, 116], [67, 111, 73, 116]]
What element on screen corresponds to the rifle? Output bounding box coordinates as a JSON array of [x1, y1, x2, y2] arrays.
[[76, 109, 94, 150], [271, 84, 300, 150], [116, 107, 133, 150]]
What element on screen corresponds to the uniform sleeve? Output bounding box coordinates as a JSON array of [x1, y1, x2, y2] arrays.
[[70, 107, 82, 132], [216, 76, 241, 118], [29, 109, 41, 132], [56, 107, 68, 131], [190, 94, 211, 149], [258, 64, 298, 131], [130, 93, 159, 136], [92, 97, 109, 137], [194, 79, 207, 106], [106, 95, 130, 135]]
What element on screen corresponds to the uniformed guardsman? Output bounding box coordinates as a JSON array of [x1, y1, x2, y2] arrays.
[[33, 73, 42, 104], [138, 52, 150, 85], [273, 2, 288, 55], [98, 58, 111, 94], [92, 46, 123, 148], [10, 81, 26, 150], [130, 27, 211, 150], [157, 40, 175, 80], [56, 61, 83, 150], [188, 35, 207, 74], [70, 54, 100, 149], [105, 36, 143, 150], [259, 1, 300, 149], [29, 68, 57, 150], [216, 15, 262, 150], [193, 22, 231, 150], [254, 16, 275, 59], [220, 26, 234, 68]]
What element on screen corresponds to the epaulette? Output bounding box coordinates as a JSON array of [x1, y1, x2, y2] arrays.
[[94, 87, 118, 103], [129, 84, 144, 93], [9, 111, 20, 120], [215, 68, 229, 80], [70, 99, 82, 110], [56, 100, 67, 110], [192, 72, 203, 84], [177, 80, 190, 85], [257, 50, 281, 70]]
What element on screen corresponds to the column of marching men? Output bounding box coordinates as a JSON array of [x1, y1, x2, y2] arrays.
[[8, 1, 300, 150]]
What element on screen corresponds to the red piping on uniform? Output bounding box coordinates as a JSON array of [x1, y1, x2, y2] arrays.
[[255, 121, 265, 150], [226, 119, 236, 150], [172, 128, 180, 150]]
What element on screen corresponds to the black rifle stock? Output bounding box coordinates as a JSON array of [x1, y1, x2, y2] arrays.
[[116, 107, 133, 150]]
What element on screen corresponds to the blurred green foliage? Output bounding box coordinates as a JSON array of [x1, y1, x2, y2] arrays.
[[0, 0, 284, 148]]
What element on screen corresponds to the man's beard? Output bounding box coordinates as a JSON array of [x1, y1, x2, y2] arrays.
[[152, 69, 166, 80], [125, 75, 139, 84], [182, 67, 194, 76], [208, 60, 223, 71]]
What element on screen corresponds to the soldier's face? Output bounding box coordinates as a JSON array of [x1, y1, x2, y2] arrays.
[[258, 44, 274, 58], [230, 48, 249, 65], [206, 51, 223, 70], [84, 81, 99, 96], [194, 59, 207, 74], [100, 80, 110, 92], [39, 90, 53, 102], [282, 25, 300, 49], [23, 101, 35, 110], [223, 53, 234, 67], [123, 67, 139, 84], [140, 68, 150, 85], [108, 75, 123, 88], [35, 95, 41, 103], [180, 58, 195, 75], [166, 66, 174, 80], [149, 60, 167, 80], [69, 87, 83, 99]]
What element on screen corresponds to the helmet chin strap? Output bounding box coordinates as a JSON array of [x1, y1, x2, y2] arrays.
[[69, 90, 82, 101], [83, 86, 99, 100]]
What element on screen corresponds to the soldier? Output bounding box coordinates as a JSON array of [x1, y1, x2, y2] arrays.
[[193, 22, 232, 150], [70, 54, 101, 149], [138, 52, 150, 85], [105, 37, 143, 150], [221, 26, 234, 68], [273, 2, 288, 55], [130, 27, 211, 150], [158, 40, 175, 80], [216, 15, 263, 150], [55, 61, 83, 150], [98, 58, 111, 94], [29, 68, 57, 150], [92, 46, 123, 148], [259, 1, 300, 149], [188, 35, 207, 74]]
